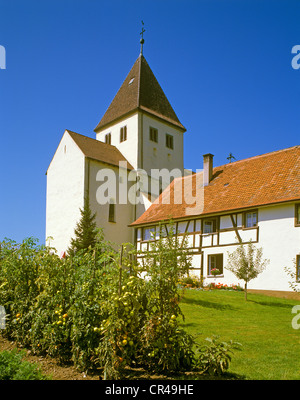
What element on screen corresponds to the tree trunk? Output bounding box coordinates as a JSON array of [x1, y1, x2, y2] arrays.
[[244, 281, 247, 301]]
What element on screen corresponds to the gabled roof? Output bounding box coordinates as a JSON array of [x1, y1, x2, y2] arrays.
[[67, 130, 134, 170], [94, 55, 186, 132], [130, 145, 300, 226]]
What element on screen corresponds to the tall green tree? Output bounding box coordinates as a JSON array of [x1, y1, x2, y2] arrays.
[[68, 194, 98, 256]]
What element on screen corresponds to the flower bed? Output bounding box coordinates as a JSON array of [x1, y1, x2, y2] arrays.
[[178, 275, 203, 289], [207, 282, 243, 291], [178, 275, 243, 292]]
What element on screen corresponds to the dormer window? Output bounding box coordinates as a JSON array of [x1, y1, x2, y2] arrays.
[[120, 126, 127, 143]]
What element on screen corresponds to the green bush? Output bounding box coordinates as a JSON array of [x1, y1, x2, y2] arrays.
[[196, 336, 242, 376], [0, 349, 49, 380], [178, 274, 203, 288], [0, 232, 241, 379], [135, 224, 197, 373]]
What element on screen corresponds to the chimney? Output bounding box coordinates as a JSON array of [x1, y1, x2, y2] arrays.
[[203, 153, 214, 186]]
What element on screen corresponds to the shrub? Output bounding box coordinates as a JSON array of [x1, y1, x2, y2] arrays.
[[0, 238, 42, 346], [0, 233, 241, 379], [178, 274, 203, 288], [138, 223, 196, 373], [95, 266, 148, 379], [196, 336, 242, 376], [0, 349, 49, 380]]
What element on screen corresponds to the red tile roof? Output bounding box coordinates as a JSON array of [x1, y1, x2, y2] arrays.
[[94, 55, 186, 132], [130, 145, 300, 226]]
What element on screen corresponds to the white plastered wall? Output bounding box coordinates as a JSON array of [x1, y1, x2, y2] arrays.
[[96, 114, 139, 170], [96, 112, 185, 199], [198, 203, 300, 291], [136, 203, 300, 291], [87, 159, 136, 249], [45, 131, 85, 254], [140, 113, 184, 180]]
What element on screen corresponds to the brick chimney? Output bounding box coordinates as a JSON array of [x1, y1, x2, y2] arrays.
[[203, 153, 214, 186]]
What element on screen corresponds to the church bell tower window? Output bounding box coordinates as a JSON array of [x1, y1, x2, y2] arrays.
[[120, 126, 127, 143], [105, 133, 111, 145], [149, 127, 158, 143], [166, 134, 174, 150], [108, 202, 116, 223]]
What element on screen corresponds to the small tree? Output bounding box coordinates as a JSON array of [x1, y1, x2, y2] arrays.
[[226, 241, 269, 300], [68, 194, 98, 256], [284, 258, 300, 293]]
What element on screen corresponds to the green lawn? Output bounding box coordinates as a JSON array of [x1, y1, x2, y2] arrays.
[[179, 289, 300, 380]]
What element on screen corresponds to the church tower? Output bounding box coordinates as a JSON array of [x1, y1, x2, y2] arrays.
[[94, 48, 186, 190], [46, 36, 186, 254]]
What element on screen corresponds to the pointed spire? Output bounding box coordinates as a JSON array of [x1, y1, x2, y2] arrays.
[[140, 20, 145, 56], [94, 53, 186, 132]]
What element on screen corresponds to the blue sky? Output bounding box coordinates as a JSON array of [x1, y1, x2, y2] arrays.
[[0, 0, 299, 244]]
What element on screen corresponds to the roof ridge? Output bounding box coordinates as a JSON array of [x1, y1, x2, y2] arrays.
[[130, 144, 300, 226], [214, 144, 300, 171], [137, 54, 142, 107], [65, 129, 134, 170], [66, 129, 119, 150]]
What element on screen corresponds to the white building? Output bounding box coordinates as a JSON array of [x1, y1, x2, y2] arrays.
[[131, 148, 300, 291], [46, 52, 186, 253], [46, 46, 300, 292]]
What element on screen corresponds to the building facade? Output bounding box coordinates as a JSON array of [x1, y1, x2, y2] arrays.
[[46, 53, 186, 254], [131, 148, 300, 291], [46, 48, 300, 292]]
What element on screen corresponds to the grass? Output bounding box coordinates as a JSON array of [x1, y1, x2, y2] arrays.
[[179, 289, 300, 380]]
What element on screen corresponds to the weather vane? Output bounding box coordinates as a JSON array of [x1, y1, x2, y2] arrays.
[[140, 20, 145, 55], [227, 153, 236, 163]]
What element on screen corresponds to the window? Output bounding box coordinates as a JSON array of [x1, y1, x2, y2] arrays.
[[120, 126, 127, 142], [295, 204, 300, 226], [149, 127, 158, 143], [143, 226, 156, 241], [108, 203, 115, 223], [203, 218, 217, 234], [177, 221, 187, 234], [166, 134, 174, 149], [297, 255, 300, 282], [244, 211, 257, 228], [105, 133, 111, 145], [208, 254, 223, 275], [136, 228, 142, 242]]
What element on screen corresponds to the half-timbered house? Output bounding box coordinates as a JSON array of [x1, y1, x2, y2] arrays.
[[130, 146, 300, 291]]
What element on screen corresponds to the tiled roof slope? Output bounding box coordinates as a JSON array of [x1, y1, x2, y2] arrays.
[[94, 55, 186, 132], [67, 130, 134, 170], [130, 145, 300, 226]]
